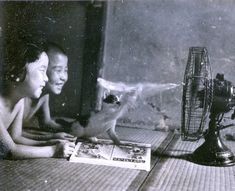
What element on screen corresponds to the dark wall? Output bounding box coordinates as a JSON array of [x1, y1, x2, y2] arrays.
[[0, 1, 105, 118], [1, 1, 86, 117], [0, 5, 2, 90], [102, 0, 235, 129]]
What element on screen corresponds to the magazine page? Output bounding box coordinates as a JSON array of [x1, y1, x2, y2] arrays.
[[69, 139, 151, 171], [70, 140, 115, 160]]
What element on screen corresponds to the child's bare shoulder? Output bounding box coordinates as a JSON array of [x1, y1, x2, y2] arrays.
[[0, 96, 5, 114], [14, 98, 25, 112]]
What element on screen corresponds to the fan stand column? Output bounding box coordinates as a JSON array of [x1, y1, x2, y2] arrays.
[[191, 112, 235, 166]]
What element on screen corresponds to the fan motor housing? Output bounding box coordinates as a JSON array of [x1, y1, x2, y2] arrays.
[[212, 73, 235, 113]]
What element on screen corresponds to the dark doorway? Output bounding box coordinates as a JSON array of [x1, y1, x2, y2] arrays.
[[0, 1, 106, 118]]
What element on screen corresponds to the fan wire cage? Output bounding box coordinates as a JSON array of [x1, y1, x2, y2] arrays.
[[181, 47, 213, 141]]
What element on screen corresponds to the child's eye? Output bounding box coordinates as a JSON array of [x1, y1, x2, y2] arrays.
[[40, 66, 47, 72], [55, 69, 62, 73]]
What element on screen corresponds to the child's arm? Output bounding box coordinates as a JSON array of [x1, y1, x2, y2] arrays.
[[1, 128, 75, 159], [24, 96, 74, 140], [39, 94, 64, 131], [0, 103, 74, 159], [1, 126, 75, 159], [10, 100, 64, 146], [22, 130, 76, 141]]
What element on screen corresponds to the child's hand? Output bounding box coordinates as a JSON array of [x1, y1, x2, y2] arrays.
[[54, 141, 75, 158], [47, 139, 68, 145], [54, 132, 77, 142]]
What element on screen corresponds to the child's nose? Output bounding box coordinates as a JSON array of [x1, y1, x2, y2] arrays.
[[60, 72, 68, 81], [44, 73, 49, 82]]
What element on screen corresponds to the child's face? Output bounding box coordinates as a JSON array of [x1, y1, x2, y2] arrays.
[[46, 53, 68, 95], [23, 52, 49, 98]]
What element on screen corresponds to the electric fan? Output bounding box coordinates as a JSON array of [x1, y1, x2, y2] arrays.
[[181, 47, 235, 166]]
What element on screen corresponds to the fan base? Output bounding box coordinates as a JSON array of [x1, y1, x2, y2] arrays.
[[190, 152, 235, 167], [189, 130, 235, 166]]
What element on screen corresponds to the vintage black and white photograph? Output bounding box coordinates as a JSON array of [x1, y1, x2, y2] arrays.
[[0, 0, 235, 190]]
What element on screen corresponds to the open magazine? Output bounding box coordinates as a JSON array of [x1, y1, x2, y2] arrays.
[[69, 139, 151, 171]]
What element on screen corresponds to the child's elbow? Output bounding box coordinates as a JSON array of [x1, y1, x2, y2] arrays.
[[43, 119, 52, 127], [7, 144, 33, 160], [44, 119, 59, 128], [11, 134, 22, 144], [4, 143, 19, 160]]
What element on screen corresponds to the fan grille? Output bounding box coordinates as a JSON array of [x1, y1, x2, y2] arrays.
[[181, 47, 213, 141]]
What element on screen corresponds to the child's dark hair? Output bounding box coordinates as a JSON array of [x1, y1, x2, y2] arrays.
[[45, 41, 67, 56], [3, 39, 46, 82]]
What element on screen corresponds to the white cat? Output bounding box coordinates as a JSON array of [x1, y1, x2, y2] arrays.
[[71, 78, 178, 144], [71, 92, 138, 145]]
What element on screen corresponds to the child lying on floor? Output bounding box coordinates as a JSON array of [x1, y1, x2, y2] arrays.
[[23, 43, 114, 141], [0, 41, 74, 159]]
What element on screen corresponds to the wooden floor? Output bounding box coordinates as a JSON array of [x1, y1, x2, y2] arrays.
[[0, 127, 235, 191]]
